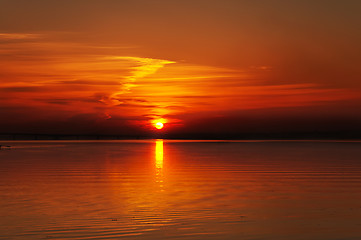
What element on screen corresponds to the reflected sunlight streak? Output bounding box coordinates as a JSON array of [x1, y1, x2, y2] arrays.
[[155, 139, 163, 169], [155, 139, 164, 187]]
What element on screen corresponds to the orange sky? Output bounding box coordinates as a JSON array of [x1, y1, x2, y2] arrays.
[[0, 0, 361, 137]]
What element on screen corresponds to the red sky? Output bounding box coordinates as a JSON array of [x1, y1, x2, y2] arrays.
[[0, 0, 360, 138]]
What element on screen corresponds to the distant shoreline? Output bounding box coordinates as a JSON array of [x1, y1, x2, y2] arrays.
[[0, 134, 360, 142]]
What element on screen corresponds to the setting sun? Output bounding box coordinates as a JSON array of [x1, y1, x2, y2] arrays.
[[155, 122, 164, 130]]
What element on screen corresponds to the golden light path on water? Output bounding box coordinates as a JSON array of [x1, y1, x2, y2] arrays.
[[155, 139, 164, 169], [155, 139, 164, 189]]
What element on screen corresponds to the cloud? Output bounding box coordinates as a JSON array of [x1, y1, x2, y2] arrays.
[[105, 56, 176, 103], [0, 33, 41, 39], [55, 80, 121, 86]]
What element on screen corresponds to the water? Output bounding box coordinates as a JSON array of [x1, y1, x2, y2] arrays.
[[1, 140, 361, 240]]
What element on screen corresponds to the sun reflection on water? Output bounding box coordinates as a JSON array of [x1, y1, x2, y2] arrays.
[[155, 139, 163, 169], [155, 139, 164, 187]]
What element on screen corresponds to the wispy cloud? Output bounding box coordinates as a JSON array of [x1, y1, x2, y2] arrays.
[[0, 33, 41, 40], [102, 56, 175, 104]]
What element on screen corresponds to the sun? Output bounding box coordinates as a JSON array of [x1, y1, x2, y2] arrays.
[[152, 118, 167, 130], [155, 122, 164, 130]]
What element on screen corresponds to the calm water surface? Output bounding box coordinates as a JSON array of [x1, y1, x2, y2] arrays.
[[1, 140, 361, 240]]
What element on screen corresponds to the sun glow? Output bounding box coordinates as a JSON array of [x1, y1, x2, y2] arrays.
[[155, 122, 164, 129]]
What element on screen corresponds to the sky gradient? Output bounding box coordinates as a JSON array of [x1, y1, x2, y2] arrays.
[[1, 0, 361, 138]]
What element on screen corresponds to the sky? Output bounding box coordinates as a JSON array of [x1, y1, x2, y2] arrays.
[[0, 0, 361, 138]]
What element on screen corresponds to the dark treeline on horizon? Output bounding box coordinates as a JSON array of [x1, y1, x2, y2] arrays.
[[1, 131, 360, 141]]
